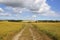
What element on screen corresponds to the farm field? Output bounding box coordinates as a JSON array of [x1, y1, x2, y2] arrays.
[[0, 22, 60, 40], [32, 22, 60, 40], [0, 22, 24, 40]]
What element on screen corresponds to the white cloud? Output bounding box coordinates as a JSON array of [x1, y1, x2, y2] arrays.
[[0, 8, 11, 16], [0, 7, 12, 16], [38, 2, 50, 13], [0, 0, 49, 11], [0, 8, 4, 12], [10, 7, 31, 14], [0, 12, 11, 16], [5, 7, 23, 14], [5, 6, 13, 10], [12, 7, 21, 13], [32, 15, 37, 18], [0, 0, 59, 17]]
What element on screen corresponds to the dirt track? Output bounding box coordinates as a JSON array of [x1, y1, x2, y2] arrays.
[[12, 23, 53, 40]]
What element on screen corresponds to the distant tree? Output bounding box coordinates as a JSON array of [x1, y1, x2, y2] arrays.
[[8, 20, 23, 22]]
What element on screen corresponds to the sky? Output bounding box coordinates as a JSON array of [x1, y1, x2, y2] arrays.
[[0, 0, 60, 20]]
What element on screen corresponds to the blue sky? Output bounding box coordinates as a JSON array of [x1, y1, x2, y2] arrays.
[[0, 0, 60, 20], [47, 0, 60, 12]]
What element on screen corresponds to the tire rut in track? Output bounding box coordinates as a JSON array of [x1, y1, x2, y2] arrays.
[[12, 24, 53, 40]]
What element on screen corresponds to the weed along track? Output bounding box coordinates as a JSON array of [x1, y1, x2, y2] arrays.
[[12, 23, 53, 40]]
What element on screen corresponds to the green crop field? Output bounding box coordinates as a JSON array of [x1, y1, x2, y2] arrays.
[[32, 22, 60, 40], [0, 22, 24, 40]]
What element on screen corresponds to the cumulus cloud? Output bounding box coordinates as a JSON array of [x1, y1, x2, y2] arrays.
[[0, 0, 49, 11], [0, 0, 58, 17], [0, 8, 4, 12], [0, 12, 11, 16], [32, 15, 37, 18], [0, 8, 11, 16]]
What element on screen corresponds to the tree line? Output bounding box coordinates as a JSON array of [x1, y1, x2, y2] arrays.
[[0, 20, 60, 22], [35, 20, 60, 22]]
